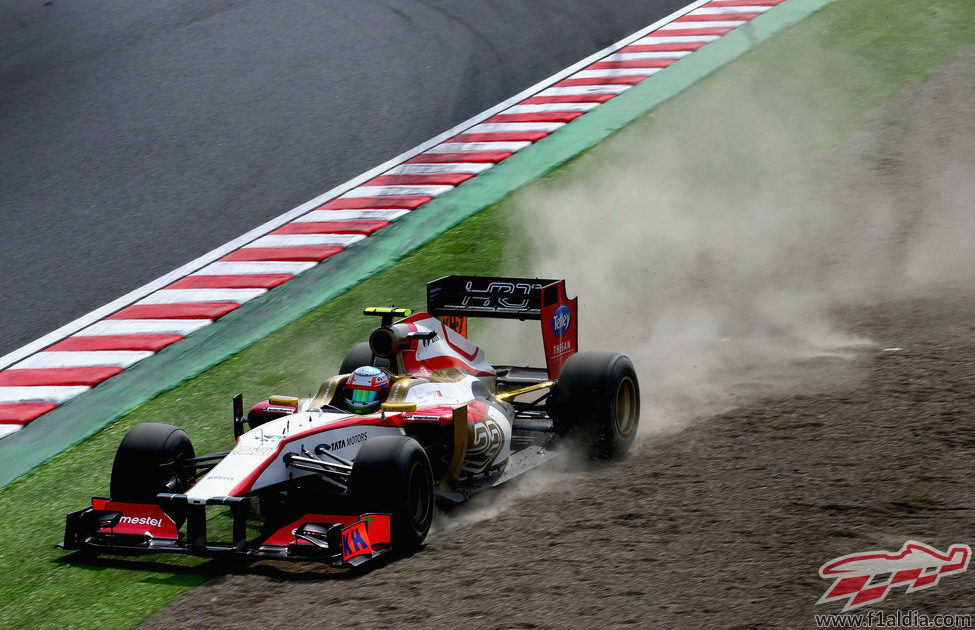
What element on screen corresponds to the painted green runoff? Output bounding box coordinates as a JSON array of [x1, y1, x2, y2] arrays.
[[5, 0, 975, 627], [0, 0, 832, 490]]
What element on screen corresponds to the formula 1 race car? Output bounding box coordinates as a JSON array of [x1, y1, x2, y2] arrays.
[[58, 276, 639, 567]]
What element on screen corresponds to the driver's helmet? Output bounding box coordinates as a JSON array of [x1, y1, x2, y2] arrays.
[[345, 366, 391, 414]]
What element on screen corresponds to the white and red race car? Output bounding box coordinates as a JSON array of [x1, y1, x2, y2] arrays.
[[59, 276, 639, 567]]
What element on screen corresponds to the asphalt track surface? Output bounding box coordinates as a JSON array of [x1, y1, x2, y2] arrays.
[[0, 0, 691, 358]]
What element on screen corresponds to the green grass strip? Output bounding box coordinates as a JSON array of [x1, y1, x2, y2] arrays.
[[4, 0, 975, 628]]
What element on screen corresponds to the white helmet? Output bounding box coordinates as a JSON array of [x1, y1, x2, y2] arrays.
[[345, 366, 391, 414]]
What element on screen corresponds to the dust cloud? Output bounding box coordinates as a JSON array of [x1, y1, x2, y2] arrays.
[[454, 43, 975, 522], [500, 47, 975, 437]]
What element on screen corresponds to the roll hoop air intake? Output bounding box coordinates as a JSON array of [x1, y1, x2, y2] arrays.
[[369, 324, 438, 358], [369, 324, 412, 358]]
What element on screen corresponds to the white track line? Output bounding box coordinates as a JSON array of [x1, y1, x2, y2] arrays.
[[12, 351, 154, 369], [247, 234, 366, 248], [635, 35, 721, 43], [660, 20, 745, 28], [574, 68, 663, 79], [294, 209, 411, 222], [136, 289, 267, 305], [607, 51, 692, 60], [0, 386, 91, 405], [191, 261, 318, 276], [536, 85, 632, 96], [425, 141, 533, 153], [504, 103, 602, 114], [695, 6, 772, 15], [469, 122, 565, 133], [78, 319, 213, 336], [293, 208, 410, 223], [340, 185, 455, 198], [0, 0, 712, 372], [385, 163, 495, 175]]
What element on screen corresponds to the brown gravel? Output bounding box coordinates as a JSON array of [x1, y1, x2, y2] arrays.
[[137, 48, 975, 630]]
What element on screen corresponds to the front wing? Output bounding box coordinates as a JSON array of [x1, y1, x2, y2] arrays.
[[57, 495, 392, 567]]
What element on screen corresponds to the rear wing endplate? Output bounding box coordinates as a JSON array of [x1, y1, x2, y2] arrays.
[[426, 276, 578, 378]]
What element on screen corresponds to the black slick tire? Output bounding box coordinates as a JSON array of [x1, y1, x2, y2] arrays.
[[110, 422, 196, 523], [339, 341, 390, 374], [551, 352, 640, 459], [348, 436, 434, 551]]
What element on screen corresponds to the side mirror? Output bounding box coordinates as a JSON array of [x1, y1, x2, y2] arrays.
[[233, 393, 245, 439]]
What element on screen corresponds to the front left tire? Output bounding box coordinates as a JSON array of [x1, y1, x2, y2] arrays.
[[348, 435, 434, 551], [110, 422, 196, 523]]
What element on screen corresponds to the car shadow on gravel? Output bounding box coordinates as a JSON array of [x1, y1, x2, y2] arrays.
[[57, 547, 409, 581]]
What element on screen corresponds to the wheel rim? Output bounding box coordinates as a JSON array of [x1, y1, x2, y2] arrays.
[[614, 376, 637, 437], [406, 460, 432, 528]]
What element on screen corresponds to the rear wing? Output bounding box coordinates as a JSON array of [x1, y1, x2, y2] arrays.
[[426, 276, 578, 378]]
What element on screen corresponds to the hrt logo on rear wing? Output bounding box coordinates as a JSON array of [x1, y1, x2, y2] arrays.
[[426, 275, 578, 378]]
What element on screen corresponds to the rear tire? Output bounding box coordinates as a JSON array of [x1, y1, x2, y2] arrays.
[[110, 423, 196, 524], [339, 342, 390, 375], [348, 436, 434, 551], [551, 352, 640, 459]]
